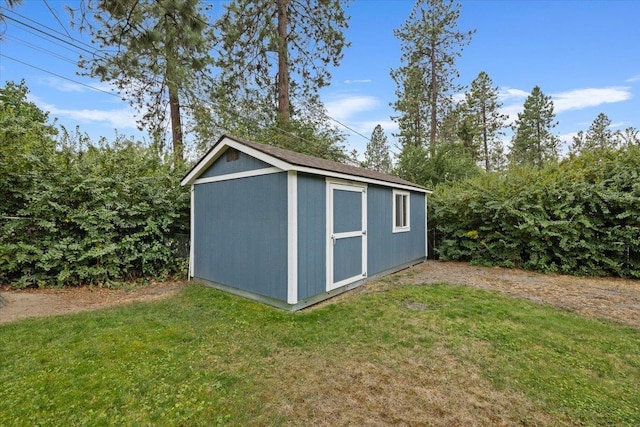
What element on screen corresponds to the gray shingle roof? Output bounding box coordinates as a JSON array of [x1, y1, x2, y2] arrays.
[[184, 135, 428, 191], [232, 136, 426, 190]]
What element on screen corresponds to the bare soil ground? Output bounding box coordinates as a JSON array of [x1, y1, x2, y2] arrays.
[[0, 281, 185, 324], [1, 261, 639, 328], [319, 261, 640, 329]]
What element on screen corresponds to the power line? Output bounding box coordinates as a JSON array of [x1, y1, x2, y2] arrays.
[[1, 7, 374, 148], [1, 13, 100, 57], [42, 0, 72, 39], [4, 34, 78, 65], [0, 6, 98, 53], [0, 53, 121, 98]]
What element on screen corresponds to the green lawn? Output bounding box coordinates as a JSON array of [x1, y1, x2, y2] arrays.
[[1, 280, 639, 426]]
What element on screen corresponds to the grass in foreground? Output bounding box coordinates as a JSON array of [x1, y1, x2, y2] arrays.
[[1, 280, 639, 426]]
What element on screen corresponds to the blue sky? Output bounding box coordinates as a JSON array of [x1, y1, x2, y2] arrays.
[[1, 0, 639, 159]]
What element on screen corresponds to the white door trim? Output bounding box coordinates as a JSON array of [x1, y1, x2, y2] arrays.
[[326, 179, 367, 292]]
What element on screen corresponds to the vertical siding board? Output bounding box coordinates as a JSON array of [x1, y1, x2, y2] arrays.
[[200, 150, 272, 179], [193, 173, 288, 301], [296, 174, 326, 300], [367, 187, 425, 276]]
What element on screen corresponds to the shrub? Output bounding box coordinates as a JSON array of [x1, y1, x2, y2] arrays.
[[0, 136, 189, 288], [431, 146, 640, 278]]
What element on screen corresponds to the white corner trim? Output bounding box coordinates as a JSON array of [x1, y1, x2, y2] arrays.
[[193, 167, 281, 185], [425, 194, 429, 259], [189, 185, 195, 279], [287, 171, 298, 305]]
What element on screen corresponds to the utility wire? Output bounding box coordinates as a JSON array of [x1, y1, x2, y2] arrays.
[[1, 13, 101, 57], [0, 6, 98, 53], [4, 34, 78, 65], [42, 0, 72, 39], [1, 8, 374, 148], [0, 53, 121, 98]]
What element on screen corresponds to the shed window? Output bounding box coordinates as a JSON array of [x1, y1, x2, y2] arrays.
[[226, 148, 240, 162], [393, 190, 410, 233]]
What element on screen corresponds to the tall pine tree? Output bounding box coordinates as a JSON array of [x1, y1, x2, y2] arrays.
[[362, 124, 392, 173], [391, 0, 474, 154], [510, 86, 559, 167], [464, 71, 507, 171], [216, 0, 349, 126], [71, 0, 215, 165], [570, 112, 618, 155]]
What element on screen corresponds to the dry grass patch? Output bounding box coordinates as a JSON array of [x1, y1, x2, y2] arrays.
[[260, 346, 563, 427]]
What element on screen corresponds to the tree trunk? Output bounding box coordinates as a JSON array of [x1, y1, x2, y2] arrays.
[[482, 103, 489, 171], [429, 48, 437, 156], [168, 67, 183, 166], [277, 0, 290, 125]]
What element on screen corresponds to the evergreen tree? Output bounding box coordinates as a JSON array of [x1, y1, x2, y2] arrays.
[[464, 71, 507, 171], [216, 0, 350, 126], [391, 0, 474, 154], [570, 113, 618, 154], [362, 124, 392, 173], [617, 126, 640, 147], [510, 86, 559, 167], [70, 0, 215, 165]]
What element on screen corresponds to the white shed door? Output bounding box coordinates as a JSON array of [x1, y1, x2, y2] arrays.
[[326, 181, 367, 291]]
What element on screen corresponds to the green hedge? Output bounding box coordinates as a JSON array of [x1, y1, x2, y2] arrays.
[[1, 138, 189, 288], [431, 146, 640, 277]]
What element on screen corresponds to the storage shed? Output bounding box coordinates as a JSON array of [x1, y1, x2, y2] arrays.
[[181, 135, 430, 310]]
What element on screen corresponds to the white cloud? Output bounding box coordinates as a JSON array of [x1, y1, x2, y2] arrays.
[[610, 121, 629, 129], [325, 95, 380, 121], [352, 119, 399, 135], [30, 94, 138, 128], [344, 79, 372, 84], [625, 75, 640, 83], [41, 77, 116, 94], [498, 87, 530, 102], [500, 103, 523, 126], [551, 87, 632, 113], [452, 92, 466, 103], [49, 107, 138, 129]]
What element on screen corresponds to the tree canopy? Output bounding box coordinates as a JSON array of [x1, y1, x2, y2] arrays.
[[391, 0, 474, 153], [509, 86, 559, 167], [70, 0, 215, 165]]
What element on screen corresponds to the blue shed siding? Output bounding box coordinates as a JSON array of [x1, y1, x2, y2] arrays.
[[296, 174, 326, 299], [367, 186, 425, 276], [200, 149, 272, 179], [193, 172, 288, 301]]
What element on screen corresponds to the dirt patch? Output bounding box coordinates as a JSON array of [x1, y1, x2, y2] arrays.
[[2, 261, 640, 329], [369, 261, 640, 329], [0, 281, 186, 324]]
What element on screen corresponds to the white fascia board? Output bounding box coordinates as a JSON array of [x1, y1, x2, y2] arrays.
[[193, 167, 281, 185], [225, 140, 293, 171], [293, 165, 430, 194], [180, 136, 292, 186]]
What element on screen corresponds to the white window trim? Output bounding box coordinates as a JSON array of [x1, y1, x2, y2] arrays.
[[392, 189, 410, 233]]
